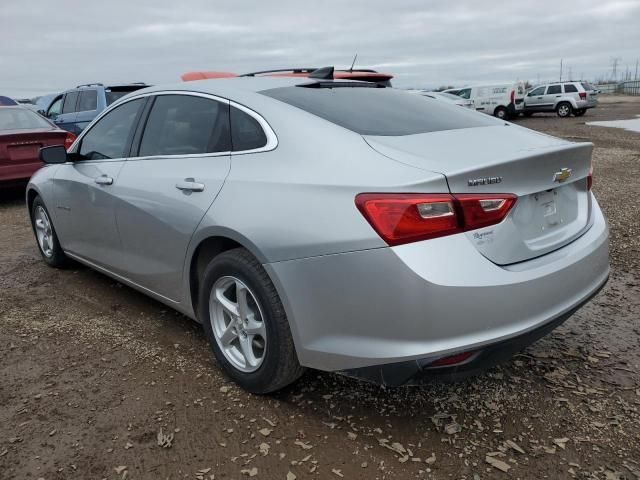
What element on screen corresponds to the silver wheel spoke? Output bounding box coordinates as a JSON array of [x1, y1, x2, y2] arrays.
[[239, 335, 259, 368], [219, 322, 238, 346], [35, 219, 45, 231], [236, 282, 250, 322], [245, 316, 266, 338], [215, 288, 240, 318]]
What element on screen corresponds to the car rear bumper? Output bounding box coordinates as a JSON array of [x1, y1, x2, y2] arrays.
[[265, 196, 609, 374]]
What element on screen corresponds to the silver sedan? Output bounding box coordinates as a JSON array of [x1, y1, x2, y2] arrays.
[[28, 74, 609, 393]]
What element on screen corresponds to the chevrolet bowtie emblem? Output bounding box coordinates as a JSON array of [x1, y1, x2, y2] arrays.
[[553, 167, 572, 183]]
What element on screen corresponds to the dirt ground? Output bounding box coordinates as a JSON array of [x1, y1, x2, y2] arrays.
[[1, 96, 639, 480]]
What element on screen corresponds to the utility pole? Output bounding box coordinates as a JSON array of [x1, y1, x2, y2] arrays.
[[559, 59, 563, 82], [611, 57, 621, 81]]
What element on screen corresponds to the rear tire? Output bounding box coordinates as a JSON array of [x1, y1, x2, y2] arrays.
[[494, 106, 509, 120], [556, 102, 572, 118], [31, 195, 70, 268], [574, 108, 586, 117], [198, 248, 305, 394]]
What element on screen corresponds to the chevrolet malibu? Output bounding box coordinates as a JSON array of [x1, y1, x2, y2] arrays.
[[27, 73, 609, 393]]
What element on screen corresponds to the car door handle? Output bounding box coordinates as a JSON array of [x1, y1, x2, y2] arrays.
[[95, 175, 113, 186], [175, 178, 205, 192]]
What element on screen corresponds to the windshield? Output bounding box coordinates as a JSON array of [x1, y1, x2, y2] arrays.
[[260, 86, 495, 136], [0, 107, 52, 130]]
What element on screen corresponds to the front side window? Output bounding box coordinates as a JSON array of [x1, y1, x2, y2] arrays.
[[77, 90, 98, 111], [139, 95, 231, 157], [457, 88, 472, 99], [62, 91, 79, 114], [47, 96, 63, 117], [78, 98, 143, 160], [231, 106, 267, 151], [529, 86, 545, 96], [546, 85, 562, 95]]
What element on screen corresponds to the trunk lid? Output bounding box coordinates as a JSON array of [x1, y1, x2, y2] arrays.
[[0, 128, 67, 179], [364, 125, 593, 265]]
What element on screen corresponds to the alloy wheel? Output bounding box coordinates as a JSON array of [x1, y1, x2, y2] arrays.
[[209, 276, 267, 372], [34, 206, 54, 258]]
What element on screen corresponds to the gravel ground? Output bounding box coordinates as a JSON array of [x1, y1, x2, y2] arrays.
[[1, 96, 639, 480]]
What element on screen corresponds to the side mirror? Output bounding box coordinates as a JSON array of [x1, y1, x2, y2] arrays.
[[39, 145, 68, 164]]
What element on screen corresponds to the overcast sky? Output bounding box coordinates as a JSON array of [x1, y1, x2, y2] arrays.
[[1, 0, 639, 98]]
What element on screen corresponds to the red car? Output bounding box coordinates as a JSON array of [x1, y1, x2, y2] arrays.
[[0, 106, 75, 186]]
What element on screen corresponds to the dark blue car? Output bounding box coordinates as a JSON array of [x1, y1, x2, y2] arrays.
[[45, 83, 148, 135]]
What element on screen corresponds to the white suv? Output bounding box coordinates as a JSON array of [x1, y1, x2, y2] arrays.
[[523, 82, 598, 117]]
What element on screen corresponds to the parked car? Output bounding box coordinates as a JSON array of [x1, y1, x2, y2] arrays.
[[45, 83, 149, 135], [28, 69, 609, 393], [182, 67, 393, 86], [523, 81, 598, 117], [414, 90, 474, 108], [442, 88, 462, 96], [0, 96, 18, 106], [0, 106, 74, 186], [456, 82, 526, 119]]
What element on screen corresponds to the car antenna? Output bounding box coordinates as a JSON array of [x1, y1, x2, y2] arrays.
[[349, 53, 358, 73]]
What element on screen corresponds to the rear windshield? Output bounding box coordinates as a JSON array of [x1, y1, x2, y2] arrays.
[[581, 82, 595, 91], [0, 108, 52, 131], [106, 85, 147, 105], [260, 86, 496, 136]]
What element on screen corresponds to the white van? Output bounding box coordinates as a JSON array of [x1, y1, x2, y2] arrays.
[[455, 83, 526, 119]]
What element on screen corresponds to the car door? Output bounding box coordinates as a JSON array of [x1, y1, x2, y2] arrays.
[[74, 89, 100, 133], [53, 97, 146, 268], [542, 84, 562, 108], [51, 91, 79, 133], [114, 93, 232, 301], [524, 86, 547, 109]]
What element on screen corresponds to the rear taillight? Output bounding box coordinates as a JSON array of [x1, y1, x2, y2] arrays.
[[579, 92, 587, 100], [64, 132, 76, 150], [355, 193, 516, 246], [587, 165, 593, 190], [510, 90, 515, 103]]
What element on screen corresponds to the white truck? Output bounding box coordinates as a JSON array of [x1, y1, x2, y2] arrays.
[[454, 82, 526, 119]]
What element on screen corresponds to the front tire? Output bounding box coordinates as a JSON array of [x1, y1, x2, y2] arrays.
[[31, 195, 69, 268], [556, 102, 572, 117], [198, 248, 304, 393], [494, 106, 509, 120]]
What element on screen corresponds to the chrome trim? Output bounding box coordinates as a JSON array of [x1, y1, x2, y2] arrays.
[[70, 89, 278, 157]]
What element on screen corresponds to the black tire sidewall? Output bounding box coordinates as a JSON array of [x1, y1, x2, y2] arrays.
[[198, 251, 293, 393], [495, 107, 508, 119]]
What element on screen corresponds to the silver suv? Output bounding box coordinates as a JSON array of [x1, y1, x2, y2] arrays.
[[523, 81, 598, 117]]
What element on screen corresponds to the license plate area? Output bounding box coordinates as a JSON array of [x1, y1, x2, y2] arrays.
[[534, 189, 562, 231]]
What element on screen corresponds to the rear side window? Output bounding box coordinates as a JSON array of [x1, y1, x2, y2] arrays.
[[564, 84, 578, 93], [139, 95, 231, 157], [62, 91, 79, 114], [77, 90, 98, 111], [78, 98, 144, 160], [230, 106, 267, 151], [546, 85, 561, 94], [260, 86, 495, 136]]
